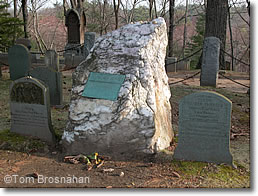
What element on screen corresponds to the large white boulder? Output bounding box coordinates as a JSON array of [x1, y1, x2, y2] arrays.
[[62, 18, 174, 159]]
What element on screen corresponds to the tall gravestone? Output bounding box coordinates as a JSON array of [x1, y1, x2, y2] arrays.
[[173, 91, 233, 166], [84, 32, 96, 57], [10, 77, 55, 142], [30, 67, 63, 106], [200, 37, 220, 87], [44, 50, 59, 72], [66, 9, 80, 44], [8, 44, 31, 81]]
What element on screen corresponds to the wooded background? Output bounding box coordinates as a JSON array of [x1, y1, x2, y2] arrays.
[[0, 0, 250, 72]]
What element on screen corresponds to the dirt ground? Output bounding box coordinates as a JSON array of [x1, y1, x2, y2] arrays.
[[0, 70, 250, 188]]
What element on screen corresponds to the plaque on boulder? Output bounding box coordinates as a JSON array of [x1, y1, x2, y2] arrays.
[[8, 44, 31, 81], [10, 77, 55, 142], [30, 66, 63, 106], [82, 72, 125, 101], [173, 91, 233, 166]]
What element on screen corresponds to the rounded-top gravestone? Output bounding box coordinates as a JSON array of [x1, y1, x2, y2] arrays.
[[8, 44, 31, 81]]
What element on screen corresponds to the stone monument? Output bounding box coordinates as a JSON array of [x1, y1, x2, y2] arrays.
[[62, 18, 174, 159], [10, 77, 55, 142], [200, 37, 220, 87], [173, 91, 233, 166]]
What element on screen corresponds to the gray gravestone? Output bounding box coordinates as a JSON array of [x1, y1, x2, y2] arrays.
[[44, 50, 59, 72], [200, 37, 220, 87], [8, 44, 31, 81], [10, 77, 55, 142], [30, 67, 63, 106], [84, 32, 96, 57], [166, 57, 177, 72], [173, 91, 233, 166]]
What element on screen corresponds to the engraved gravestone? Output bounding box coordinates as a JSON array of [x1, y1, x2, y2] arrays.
[[173, 91, 233, 166], [200, 37, 220, 87], [30, 66, 63, 106], [10, 77, 55, 142], [44, 50, 59, 72], [8, 44, 31, 81], [65, 9, 80, 44], [84, 32, 96, 57]]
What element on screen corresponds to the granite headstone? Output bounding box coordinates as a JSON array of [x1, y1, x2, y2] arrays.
[[200, 37, 220, 87], [10, 77, 55, 142], [44, 50, 59, 72], [173, 91, 233, 166], [30, 66, 63, 106], [8, 44, 31, 81]]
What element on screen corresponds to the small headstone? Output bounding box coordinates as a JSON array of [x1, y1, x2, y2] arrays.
[[65, 9, 80, 44], [200, 37, 220, 87], [10, 77, 55, 142], [15, 38, 31, 50], [173, 91, 233, 166], [84, 32, 96, 57], [30, 67, 63, 106], [166, 57, 177, 72], [44, 50, 59, 72], [8, 44, 31, 81]]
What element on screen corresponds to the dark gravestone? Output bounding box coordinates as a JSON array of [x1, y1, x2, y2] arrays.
[[15, 38, 31, 50], [173, 91, 233, 166], [166, 57, 177, 72], [200, 37, 220, 87], [8, 44, 31, 81], [44, 50, 59, 72], [84, 32, 96, 57], [10, 77, 55, 142], [65, 9, 80, 44], [30, 67, 63, 106]]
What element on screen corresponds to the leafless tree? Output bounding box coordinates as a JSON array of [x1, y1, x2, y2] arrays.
[[168, 0, 175, 57], [113, 0, 121, 29]]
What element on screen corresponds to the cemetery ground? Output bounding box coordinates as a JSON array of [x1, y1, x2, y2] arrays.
[[0, 69, 250, 188]]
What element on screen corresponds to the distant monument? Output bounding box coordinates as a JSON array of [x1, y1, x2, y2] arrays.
[[200, 37, 220, 87]]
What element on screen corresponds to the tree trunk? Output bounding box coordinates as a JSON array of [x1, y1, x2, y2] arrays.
[[168, 0, 175, 57], [228, 6, 234, 71], [113, 0, 121, 29], [21, 0, 29, 38], [182, 0, 188, 58], [205, 0, 228, 70]]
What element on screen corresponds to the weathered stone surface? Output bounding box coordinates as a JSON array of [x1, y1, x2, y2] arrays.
[[200, 37, 220, 87], [30, 66, 63, 106], [62, 18, 173, 159], [8, 44, 31, 81], [173, 91, 233, 166], [10, 77, 55, 143], [84, 32, 96, 57]]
